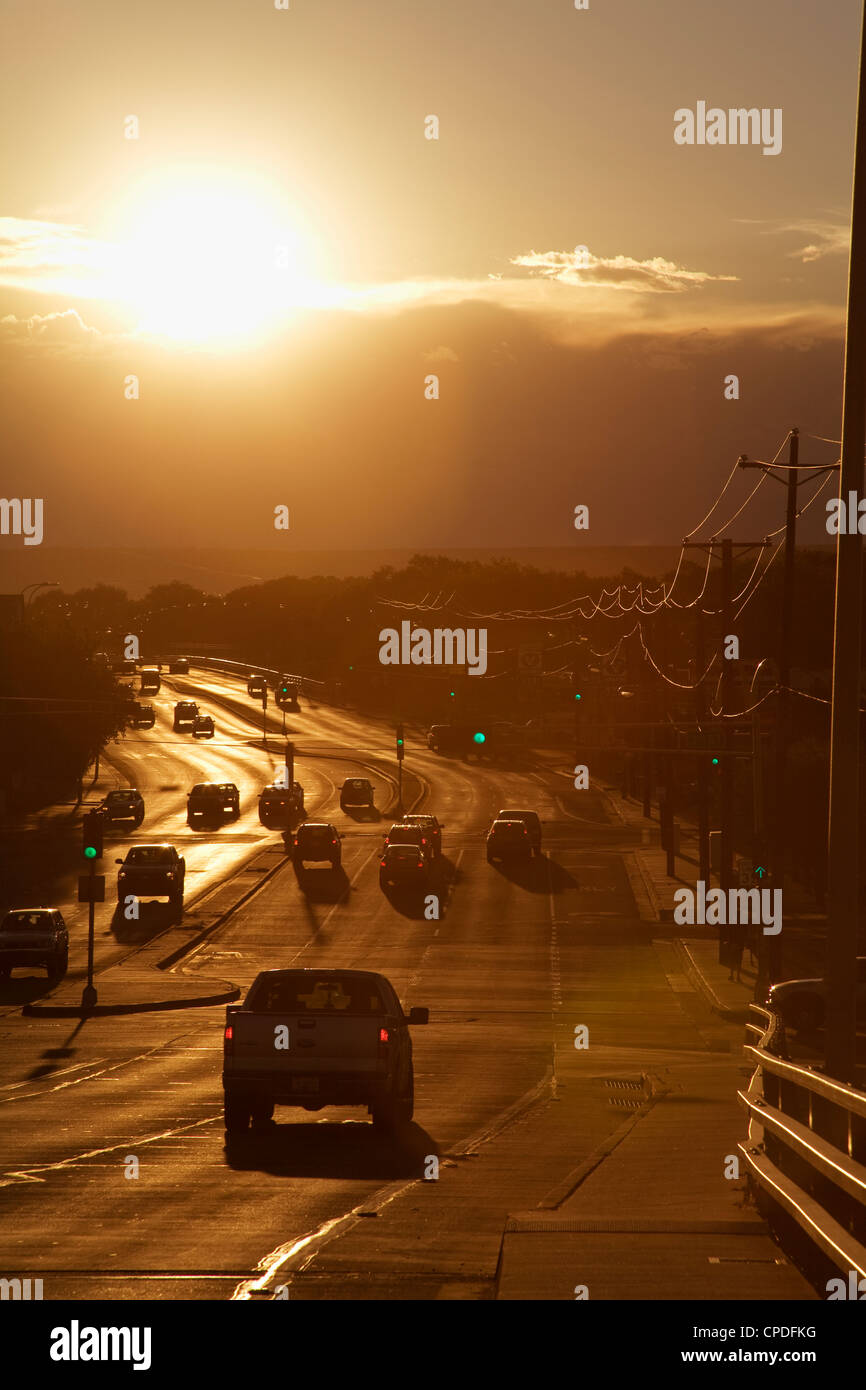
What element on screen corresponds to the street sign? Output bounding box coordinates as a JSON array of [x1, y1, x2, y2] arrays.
[[78, 875, 106, 903]]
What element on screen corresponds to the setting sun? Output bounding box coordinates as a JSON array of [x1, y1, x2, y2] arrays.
[[115, 172, 321, 344]]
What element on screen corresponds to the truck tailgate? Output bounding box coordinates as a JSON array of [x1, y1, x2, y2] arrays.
[[230, 1012, 381, 1073]]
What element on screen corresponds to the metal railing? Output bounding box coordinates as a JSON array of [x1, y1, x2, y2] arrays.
[[181, 656, 326, 696], [738, 1004, 866, 1282]]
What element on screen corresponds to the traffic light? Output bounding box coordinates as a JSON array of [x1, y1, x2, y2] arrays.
[[472, 731, 486, 745], [279, 681, 290, 700], [82, 809, 104, 861], [396, 724, 404, 761]]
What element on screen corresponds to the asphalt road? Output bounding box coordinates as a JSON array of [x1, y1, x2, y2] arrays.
[[0, 669, 752, 1299]]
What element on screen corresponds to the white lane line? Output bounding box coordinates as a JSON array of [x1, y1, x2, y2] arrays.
[[0, 1115, 218, 1187], [547, 854, 562, 1013]]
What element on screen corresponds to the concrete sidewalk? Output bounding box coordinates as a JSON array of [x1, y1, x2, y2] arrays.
[[494, 785, 817, 1298]]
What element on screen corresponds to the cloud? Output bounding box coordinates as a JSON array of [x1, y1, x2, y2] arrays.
[[735, 215, 850, 263], [424, 344, 459, 362], [0, 309, 100, 343], [509, 244, 738, 293], [0, 217, 115, 296]]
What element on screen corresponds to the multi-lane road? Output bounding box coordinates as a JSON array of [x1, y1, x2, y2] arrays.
[[0, 666, 758, 1300]]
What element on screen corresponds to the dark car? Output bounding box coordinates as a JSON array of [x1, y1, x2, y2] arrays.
[[767, 958, 866, 1033], [486, 818, 533, 863], [402, 814, 443, 858], [192, 714, 215, 739], [259, 782, 304, 827], [340, 777, 374, 811], [139, 668, 161, 694], [496, 808, 542, 854], [173, 700, 199, 731], [247, 675, 266, 698], [0, 908, 69, 980], [116, 844, 185, 909], [291, 822, 341, 869], [427, 725, 471, 755], [169, 657, 190, 674], [187, 782, 241, 826], [379, 843, 429, 889], [383, 821, 433, 861], [132, 704, 156, 729], [276, 678, 301, 711], [98, 788, 145, 828]]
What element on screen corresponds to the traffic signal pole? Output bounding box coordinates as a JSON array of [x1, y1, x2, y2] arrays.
[[396, 724, 405, 815]]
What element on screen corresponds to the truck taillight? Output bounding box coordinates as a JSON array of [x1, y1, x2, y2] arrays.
[[379, 1028, 389, 1043], [224, 1025, 233, 1042]]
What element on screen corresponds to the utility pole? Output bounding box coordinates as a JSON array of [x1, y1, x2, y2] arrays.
[[694, 604, 711, 884], [720, 539, 735, 896], [826, 0, 866, 1084], [683, 539, 770, 895]]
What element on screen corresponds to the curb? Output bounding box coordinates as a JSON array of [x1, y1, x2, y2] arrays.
[[673, 937, 751, 1022], [22, 979, 241, 1018]]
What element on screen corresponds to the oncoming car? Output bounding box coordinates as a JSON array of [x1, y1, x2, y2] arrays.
[[98, 789, 145, 828], [115, 845, 185, 910], [187, 782, 241, 826], [173, 700, 199, 732], [0, 909, 68, 980], [340, 778, 375, 812]]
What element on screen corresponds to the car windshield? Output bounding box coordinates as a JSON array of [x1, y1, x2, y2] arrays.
[[107, 791, 137, 802], [248, 973, 391, 1014], [125, 847, 173, 864], [1, 912, 53, 932]]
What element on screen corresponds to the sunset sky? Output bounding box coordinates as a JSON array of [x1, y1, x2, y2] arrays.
[[1, 0, 862, 565]]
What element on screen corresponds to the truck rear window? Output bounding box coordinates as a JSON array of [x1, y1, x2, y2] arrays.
[[247, 974, 392, 1014]]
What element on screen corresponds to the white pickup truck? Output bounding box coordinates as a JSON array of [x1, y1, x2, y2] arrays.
[[222, 968, 429, 1134]]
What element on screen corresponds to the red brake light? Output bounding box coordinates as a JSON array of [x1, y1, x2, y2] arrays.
[[332, 838, 337, 845], [379, 1028, 389, 1043], [417, 860, 424, 869], [380, 858, 387, 867], [224, 1025, 233, 1041]]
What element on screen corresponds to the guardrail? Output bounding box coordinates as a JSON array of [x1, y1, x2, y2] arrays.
[[181, 656, 326, 697], [738, 1003, 866, 1286]]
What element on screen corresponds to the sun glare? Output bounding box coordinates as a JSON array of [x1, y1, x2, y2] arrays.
[[116, 173, 321, 345]]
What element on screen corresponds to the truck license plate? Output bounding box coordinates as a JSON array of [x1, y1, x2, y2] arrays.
[[291, 1077, 319, 1093]]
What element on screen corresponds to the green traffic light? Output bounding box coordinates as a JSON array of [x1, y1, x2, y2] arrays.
[[449, 690, 455, 697], [712, 757, 719, 765], [575, 693, 582, 700], [84, 846, 97, 859], [473, 732, 486, 744]]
